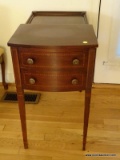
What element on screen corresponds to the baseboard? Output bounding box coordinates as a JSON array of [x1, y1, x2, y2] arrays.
[[92, 83, 120, 89]]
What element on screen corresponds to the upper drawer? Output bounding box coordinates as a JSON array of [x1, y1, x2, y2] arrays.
[[18, 48, 88, 70]]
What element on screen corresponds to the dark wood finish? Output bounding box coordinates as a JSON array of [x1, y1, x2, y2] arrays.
[[26, 11, 88, 24], [10, 47, 28, 149], [21, 70, 86, 91], [83, 48, 96, 150], [8, 11, 98, 150], [18, 48, 88, 70], [8, 24, 97, 47]]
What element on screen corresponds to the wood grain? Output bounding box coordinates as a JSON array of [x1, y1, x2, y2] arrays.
[[0, 84, 120, 159]]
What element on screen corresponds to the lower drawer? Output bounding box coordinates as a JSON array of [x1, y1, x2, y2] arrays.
[[21, 71, 86, 91]]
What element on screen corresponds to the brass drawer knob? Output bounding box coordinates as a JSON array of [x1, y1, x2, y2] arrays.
[[29, 78, 35, 84], [27, 58, 34, 64], [72, 79, 78, 85], [72, 59, 79, 65]]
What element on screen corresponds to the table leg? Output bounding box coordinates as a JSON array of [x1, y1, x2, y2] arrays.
[[83, 89, 91, 150], [82, 48, 96, 150], [1, 55, 8, 90], [17, 88, 28, 149], [10, 47, 28, 149]]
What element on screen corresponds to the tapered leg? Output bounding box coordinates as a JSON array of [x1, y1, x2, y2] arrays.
[[10, 47, 28, 148], [82, 49, 96, 150], [1, 55, 8, 90], [17, 88, 28, 149], [83, 89, 91, 150]]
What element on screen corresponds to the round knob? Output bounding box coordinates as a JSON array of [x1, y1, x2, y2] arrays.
[[29, 78, 35, 84], [27, 58, 34, 64], [72, 79, 78, 85], [72, 59, 79, 65], [73, 59, 80, 65]]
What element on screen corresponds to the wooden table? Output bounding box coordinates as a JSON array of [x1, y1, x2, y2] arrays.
[[8, 11, 98, 150]]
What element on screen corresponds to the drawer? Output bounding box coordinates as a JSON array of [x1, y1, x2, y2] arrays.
[[21, 70, 86, 91], [18, 48, 88, 70]]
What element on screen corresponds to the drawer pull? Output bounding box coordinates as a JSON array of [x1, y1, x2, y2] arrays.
[[29, 78, 36, 84], [72, 79, 78, 85], [72, 59, 79, 65], [27, 58, 34, 64]]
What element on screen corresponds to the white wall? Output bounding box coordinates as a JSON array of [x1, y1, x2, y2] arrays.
[[94, 0, 120, 84], [0, 0, 99, 82]]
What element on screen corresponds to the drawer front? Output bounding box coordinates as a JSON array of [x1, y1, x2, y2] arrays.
[[19, 49, 88, 70], [21, 71, 86, 91]]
